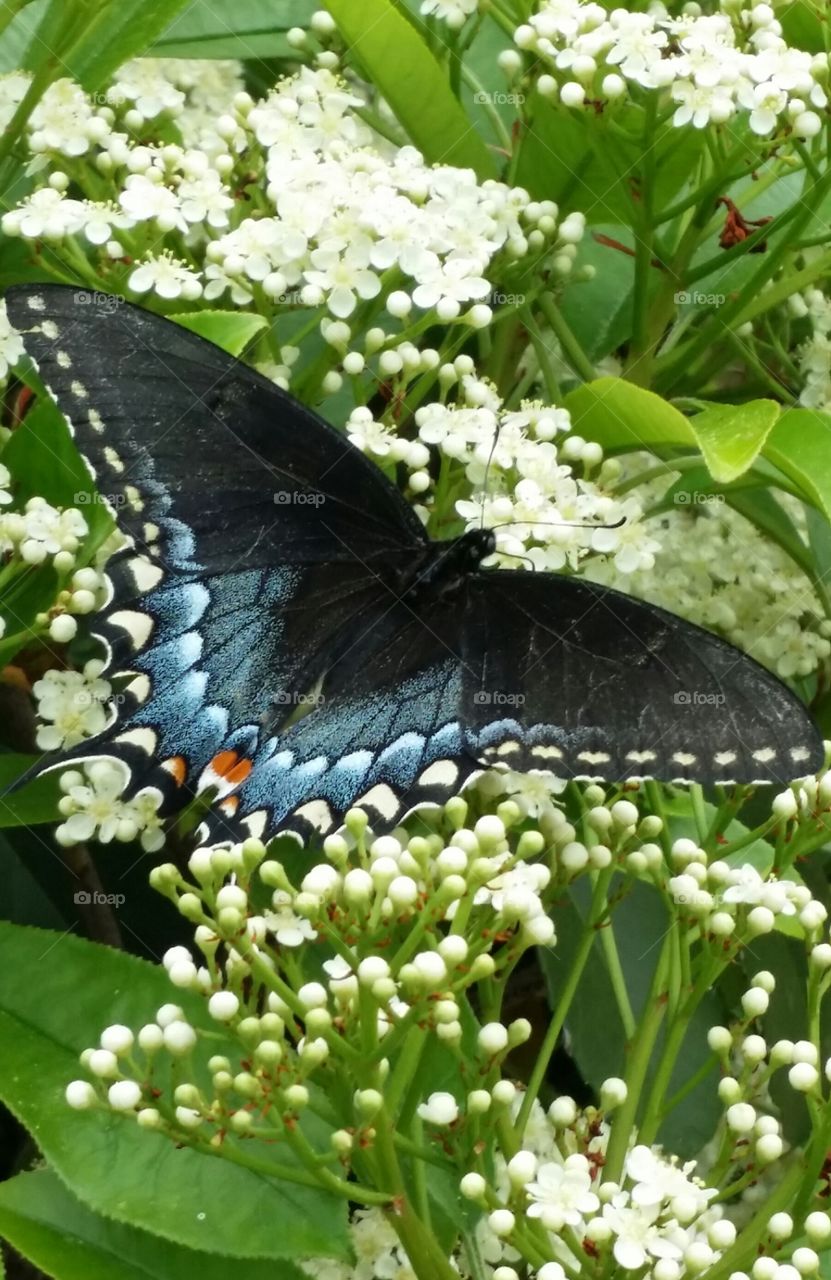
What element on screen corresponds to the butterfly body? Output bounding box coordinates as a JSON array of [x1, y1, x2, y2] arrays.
[[5, 285, 823, 844]]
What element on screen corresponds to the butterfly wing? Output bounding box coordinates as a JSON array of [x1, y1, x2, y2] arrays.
[[460, 570, 823, 785], [6, 285, 429, 802]]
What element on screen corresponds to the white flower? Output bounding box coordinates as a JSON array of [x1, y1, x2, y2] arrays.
[[420, 0, 478, 27], [603, 1197, 685, 1270], [33, 662, 112, 751], [0, 301, 24, 379], [525, 1156, 600, 1229], [178, 169, 234, 227], [110, 59, 186, 119], [129, 251, 202, 301], [346, 409, 397, 458], [56, 761, 132, 845], [28, 78, 106, 156], [2, 188, 85, 239], [120, 175, 185, 231], [304, 244, 381, 319], [626, 1145, 714, 1213], [412, 255, 491, 317], [265, 892, 318, 946], [0, 71, 31, 132]]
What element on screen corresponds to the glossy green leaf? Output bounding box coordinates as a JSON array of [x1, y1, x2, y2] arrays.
[[323, 0, 497, 179], [54, 0, 196, 89], [565, 377, 697, 455], [559, 226, 637, 361], [0, 1171, 311, 1280], [0, 754, 60, 828], [151, 0, 313, 58], [689, 399, 780, 484], [0, 923, 348, 1261], [170, 310, 267, 357], [763, 408, 831, 525]]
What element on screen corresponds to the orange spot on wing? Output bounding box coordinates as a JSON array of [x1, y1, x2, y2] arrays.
[[209, 750, 252, 786], [162, 755, 188, 786], [219, 796, 240, 816]]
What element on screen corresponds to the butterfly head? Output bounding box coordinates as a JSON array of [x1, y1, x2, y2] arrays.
[[460, 526, 497, 566]]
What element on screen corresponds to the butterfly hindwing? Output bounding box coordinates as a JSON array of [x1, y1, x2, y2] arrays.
[[460, 571, 823, 786]]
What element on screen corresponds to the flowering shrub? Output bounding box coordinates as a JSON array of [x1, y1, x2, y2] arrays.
[[1, 3, 831, 1280]]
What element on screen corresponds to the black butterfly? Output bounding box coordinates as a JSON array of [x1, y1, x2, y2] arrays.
[[5, 285, 823, 844]]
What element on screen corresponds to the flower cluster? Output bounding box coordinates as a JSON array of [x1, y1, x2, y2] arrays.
[[585, 483, 831, 680], [55, 760, 165, 852], [795, 287, 831, 413], [513, 0, 830, 137]]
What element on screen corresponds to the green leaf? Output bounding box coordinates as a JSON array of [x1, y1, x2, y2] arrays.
[[323, 0, 497, 179], [0, 922, 349, 1262], [52, 0, 196, 89], [0, 1170, 312, 1280], [515, 96, 634, 222], [763, 407, 831, 525], [564, 377, 696, 455], [0, 0, 48, 72], [170, 310, 267, 357], [3, 396, 113, 552], [151, 0, 314, 58], [0, 754, 61, 828], [689, 399, 780, 484], [559, 226, 637, 361]]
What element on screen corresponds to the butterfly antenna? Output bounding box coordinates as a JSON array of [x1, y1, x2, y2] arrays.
[[491, 515, 627, 532], [479, 414, 504, 531], [495, 549, 537, 570]]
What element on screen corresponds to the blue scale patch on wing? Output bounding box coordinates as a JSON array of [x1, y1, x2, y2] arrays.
[[220, 660, 474, 842]]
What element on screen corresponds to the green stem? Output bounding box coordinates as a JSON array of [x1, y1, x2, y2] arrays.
[[603, 935, 670, 1182], [536, 291, 596, 384], [515, 867, 614, 1138]]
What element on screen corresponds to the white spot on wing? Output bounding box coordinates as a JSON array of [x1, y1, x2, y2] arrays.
[[532, 745, 563, 760], [71, 380, 88, 399], [672, 752, 697, 767], [115, 726, 158, 755], [26, 295, 45, 312], [577, 750, 611, 765], [295, 800, 333, 832], [714, 751, 736, 766], [418, 760, 459, 787], [109, 609, 154, 648], [356, 784, 399, 820], [626, 750, 656, 763], [790, 747, 811, 762], [128, 557, 163, 592], [242, 810, 268, 839], [125, 673, 151, 703], [56, 350, 72, 368], [752, 748, 776, 763]]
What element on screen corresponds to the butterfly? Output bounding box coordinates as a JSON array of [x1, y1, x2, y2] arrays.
[[4, 284, 823, 845]]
